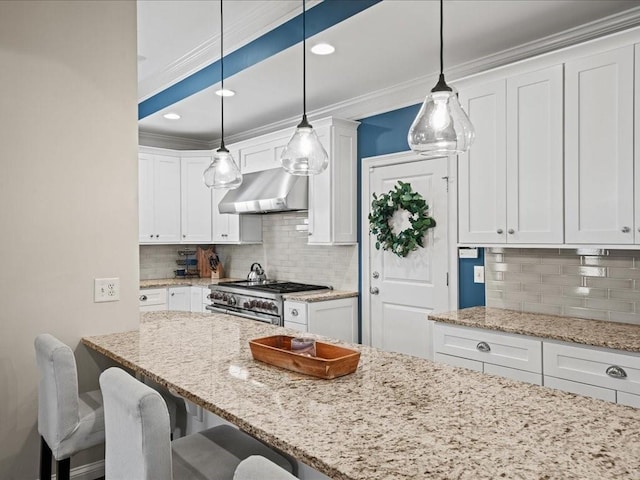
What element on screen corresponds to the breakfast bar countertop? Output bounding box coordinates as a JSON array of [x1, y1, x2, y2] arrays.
[[430, 306, 640, 353], [82, 311, 640, 480]]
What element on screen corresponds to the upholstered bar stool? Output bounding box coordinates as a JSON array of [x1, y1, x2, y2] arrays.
[[34, 334, 106, 480], [233, 456, 298, 480], [99, 367, 295, 480]]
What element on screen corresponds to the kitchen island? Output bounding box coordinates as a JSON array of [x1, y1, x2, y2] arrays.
[[82, 312, 640, 480]]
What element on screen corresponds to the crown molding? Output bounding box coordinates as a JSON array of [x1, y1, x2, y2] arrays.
[[138, 2, 321, 101], [138, 6, 640, 149], [138, 131, 211, 150]]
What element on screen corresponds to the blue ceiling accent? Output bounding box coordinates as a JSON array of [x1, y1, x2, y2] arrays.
[[139, 0, 382, 120]]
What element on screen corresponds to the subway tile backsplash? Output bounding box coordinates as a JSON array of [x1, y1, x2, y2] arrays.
[[140, 212, 358, 291], [485, 248, 640, 325]]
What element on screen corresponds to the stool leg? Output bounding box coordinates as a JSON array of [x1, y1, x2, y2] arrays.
[[39, 436, 52, 480], [56, 458, 70, 480]]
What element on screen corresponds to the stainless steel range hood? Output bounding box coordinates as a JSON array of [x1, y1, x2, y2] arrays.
[[217, 168, 308, 214]]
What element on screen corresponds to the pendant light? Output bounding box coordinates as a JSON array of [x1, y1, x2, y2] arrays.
[[407, 0, 474, 157], [204, 0, 242, 189], [280, 0, 328, 176]]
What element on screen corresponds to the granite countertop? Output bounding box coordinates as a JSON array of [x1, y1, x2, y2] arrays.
[[430, 306, 640, 353], [283, 290, 358, 302], [83, 311, 640, 480], [140, 278, 240, 288]]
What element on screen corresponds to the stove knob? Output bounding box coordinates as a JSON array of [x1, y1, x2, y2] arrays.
[[222, 294, 228, 301], [269, 303, 278, 312], [243, 301, 250, 308], [250, 300, 257, 308], [228, 295, 237, 306], [260, 301, 269, 309]]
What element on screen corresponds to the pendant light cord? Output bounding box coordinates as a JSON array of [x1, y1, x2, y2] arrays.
[[220, 0, 226, 149], [439, 0, 443, 76], [302, 0, 307, 120]]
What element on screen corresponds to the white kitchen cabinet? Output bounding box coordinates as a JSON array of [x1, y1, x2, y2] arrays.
[[458, 65, 563, 245], [139, 152, 181, 244], [190, 286, 204, 313], [211, 187, 262, 244], [634, 44, 640, 245], [284, 297, 358, 343], [168, 286, 191, 311], [307, 118, 359, 245], [180, 155, 212, 243], [543, 340, 640, 405], [433, 323, 543, 385], [233, 131, 290, 173], [139, 288, 168, 312], [565, 45, 635, 244], [458, 80, 507, 244], [505, 65, 564, 244]]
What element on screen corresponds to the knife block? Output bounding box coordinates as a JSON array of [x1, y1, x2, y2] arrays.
[[211, 263, 225, 279]]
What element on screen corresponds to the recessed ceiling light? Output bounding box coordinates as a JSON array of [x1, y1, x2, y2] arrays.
[[215, 89, 236, 97], [311, 43, 335, 55], [163, 113, 181, 120]]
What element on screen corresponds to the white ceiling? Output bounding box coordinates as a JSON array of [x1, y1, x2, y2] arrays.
[[137, 0, 640, 147]]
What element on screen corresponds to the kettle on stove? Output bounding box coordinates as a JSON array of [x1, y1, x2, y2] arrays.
[[247, 262, 267, 283]]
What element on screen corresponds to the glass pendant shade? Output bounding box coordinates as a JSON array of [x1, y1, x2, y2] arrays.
[[203, 147, 242, 189], [281, 119, 328, 175], [408, 86, 475, 157]]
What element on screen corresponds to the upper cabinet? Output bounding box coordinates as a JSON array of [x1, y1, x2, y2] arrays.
[[458, 30, 640, 248], [307, 117, 359, 245], [211, 186, 262, 244], [565, 46, 635, 245], [180, 154, 213, 243], [139, 152, 181, 244], [234, 131, 290, 173], [459, 65, 563, 245]]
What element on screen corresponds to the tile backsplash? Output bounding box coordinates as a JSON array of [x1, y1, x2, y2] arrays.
[[140, 211, 358, 291], [485, 248, 640, 325]]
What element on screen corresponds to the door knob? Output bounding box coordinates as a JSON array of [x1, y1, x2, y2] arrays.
[[370, 287, 379, 295], [372, 271, 379, 279]]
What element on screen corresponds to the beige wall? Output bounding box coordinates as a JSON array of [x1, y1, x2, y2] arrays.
[[0, 1, 139, 478]]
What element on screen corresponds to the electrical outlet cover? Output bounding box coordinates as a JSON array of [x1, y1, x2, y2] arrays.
[[94, 277, 120, 302]]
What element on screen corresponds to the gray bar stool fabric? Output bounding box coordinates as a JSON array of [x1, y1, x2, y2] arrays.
[[99, 367, 295, 480], [233, 456, 298, 480], [34, 333, 106, 480]]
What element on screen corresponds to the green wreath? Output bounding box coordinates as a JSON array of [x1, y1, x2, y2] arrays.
[[368, 181, 436, 258]]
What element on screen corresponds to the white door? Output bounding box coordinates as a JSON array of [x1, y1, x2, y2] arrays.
[[365, 157, 449, 359]]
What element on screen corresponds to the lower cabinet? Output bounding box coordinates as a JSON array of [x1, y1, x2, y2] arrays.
[[433, 323, 543, 385], [543, 340, 640, 407], [139, 288, 168, 312], [168, 286, 191, 311], [284, 297, 358, 343]]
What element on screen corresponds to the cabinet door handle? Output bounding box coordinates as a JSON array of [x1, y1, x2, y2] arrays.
[[149, 234, 153, 238], [139, 295, 147, 301], [372, 271, 380, 279], [508, 229, 515, 234], [370, 287, 379, 295], [476, 341, 491, 353], [291, 309, 298, 317], [171, 292, 175, 296], [155, 234, 160, 238], [496, 229, 503, 234], [622, 226, 630, 233], [606, 365, 627, 379], [183, 234, 186, 238]]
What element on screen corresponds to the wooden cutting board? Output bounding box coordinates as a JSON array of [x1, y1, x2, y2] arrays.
[[196, 246, 214, 278]]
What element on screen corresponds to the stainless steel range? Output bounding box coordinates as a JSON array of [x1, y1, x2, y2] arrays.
[[206, 281, 331, 325]]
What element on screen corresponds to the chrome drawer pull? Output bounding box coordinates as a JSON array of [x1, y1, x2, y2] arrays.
[[476, 341, 491, 353], [606, 365, 627, 379], [291, 309, 298, 317], [139, 295, 147, 301]]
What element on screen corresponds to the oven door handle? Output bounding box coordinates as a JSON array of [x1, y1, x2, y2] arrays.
[[206, 305, 280, 325]]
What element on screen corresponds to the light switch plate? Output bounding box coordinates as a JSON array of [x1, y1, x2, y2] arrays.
[[473, 266, 485, 284], [94, 278, 120, 302]]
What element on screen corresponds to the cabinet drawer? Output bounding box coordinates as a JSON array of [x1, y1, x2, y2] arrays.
[[617, 391, 640, 408], [284, 321, 307, 333], [484, 363, 542, 386], [139, 288, 167, 307], [434, 352, 483, 372], [543, 342, 640, 395], [284, 301, 307, 326], [544, 376, 616, 403], [434, 323, 542, 373]]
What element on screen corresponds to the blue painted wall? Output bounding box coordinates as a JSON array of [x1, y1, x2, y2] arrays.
[[357, 106, 486, 309]]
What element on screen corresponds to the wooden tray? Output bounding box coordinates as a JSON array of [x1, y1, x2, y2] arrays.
[[249, 335, 360, 379]]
